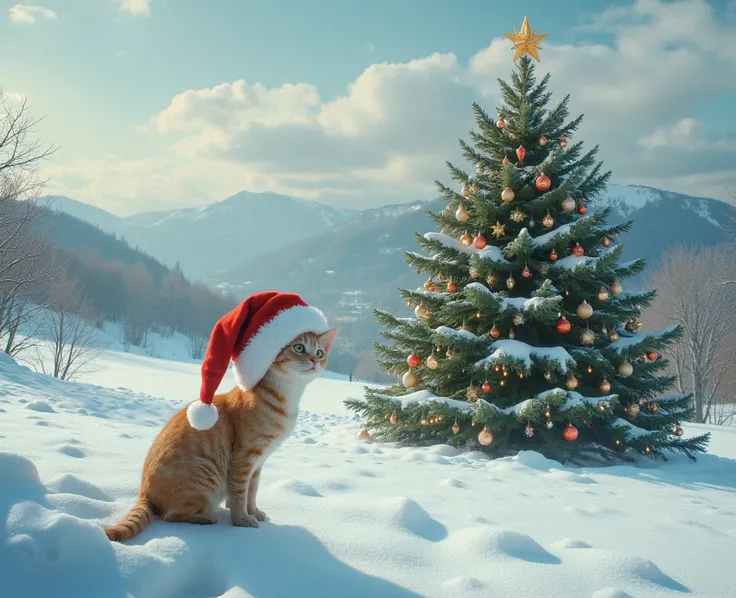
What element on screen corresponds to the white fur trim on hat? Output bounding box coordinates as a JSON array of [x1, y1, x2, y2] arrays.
[[232, 304, 329, 390], [187, 400, 219, 431]]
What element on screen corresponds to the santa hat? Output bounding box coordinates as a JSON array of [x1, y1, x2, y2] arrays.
[[186, 291, 330, 431]]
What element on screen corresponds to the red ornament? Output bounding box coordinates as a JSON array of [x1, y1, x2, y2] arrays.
[[452, 422, 460, 434], [482, 381, 492, 393], [559, 138, 568, 148], [407, 352, 420, 368], [550, 249, 558, 261], [647, 351, 659, 361], [525, 424, 535, 437], [490, 325, 501, 339], [563, 424, 579, 441], [535, 174, 551, 191], [577, 203, 587, 215], [572, 243, 584, 257], [556, 316, 572, 334], [497, 119, 506, 129], [447, 281, 457, 293], [473, 234, 487, 249], [516, 145, 527, 162], [522, 265, 531, 278], [503, 156, 510, 167]]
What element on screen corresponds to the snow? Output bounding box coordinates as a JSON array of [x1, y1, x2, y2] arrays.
[[477, 340, 576, 373], [434, 325, 479, 341], [613, 418, 657, 439], [1, 340, 736, 597], [608, 326, 678, 352], [554, 255, 601, 270], [561, 391, 617, 411], [422, 232, 510, 263], [378, 390, 473, 413], [531, 221, 579, 247]]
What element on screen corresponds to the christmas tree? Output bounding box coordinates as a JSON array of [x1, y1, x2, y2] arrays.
[[345, 18, 710, 463]]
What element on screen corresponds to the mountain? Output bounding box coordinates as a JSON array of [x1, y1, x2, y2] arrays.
[[210, 184, 736, 378], [42, 191, 353, 277], [44, 195, 122, 232]]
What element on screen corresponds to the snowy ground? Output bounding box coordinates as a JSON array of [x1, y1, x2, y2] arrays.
[[2, 347, 736, 598]]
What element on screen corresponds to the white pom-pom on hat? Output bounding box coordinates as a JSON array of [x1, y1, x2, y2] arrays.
[[186, 400, 219, 431]]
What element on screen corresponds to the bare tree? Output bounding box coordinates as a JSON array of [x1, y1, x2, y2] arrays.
[[648, 245, 736, 423], [188, 333, 207, 359], [36, 270, 101, 381], [0, 88, 57, 355]]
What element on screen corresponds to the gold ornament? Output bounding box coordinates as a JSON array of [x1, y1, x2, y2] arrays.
[[452, 421, 461, 434], [501, 187, 515, 203], [424, 278, 436, 292], [576, 300, 593, 320], [461, 184, 469, 197], [580, 328, 595, 346], [625, 318, 643, 332], [466, 385, 480, 402], [617, 361, 633, 377], [542, 213, 554, 228], [415, 303, 429, 319], [509, 328, 516, 339], [565, 374, 579, 390], [469, 265, 481, 278], [510, 209, 526, 223], [460, 231, 473, 246], [471, 183, 480, 193], [503, 16, 548, 62], [599, 378, 611, 393], [478, 426, 494, 446], [390, 412, 398, 424], [426, 353, 439, 369], [506, 275, 516, 289], [648, 402, 660, 414], [455, 203, 470, 222], [675, 426, 684, 437], [561, 197, 576, 212], [402, 369, 418, 388], [357, 428, 371, 441], [608, 330, 620, 342], [610, 280, 623, 296], [596, 287, 609, 302], [628, 403, 640, 417], [513, 312, 525, 325], [492, 221, 506, 239], [538, 135, 548, 146], [487, 272, 497, 286], [544, 370, 553, 381]]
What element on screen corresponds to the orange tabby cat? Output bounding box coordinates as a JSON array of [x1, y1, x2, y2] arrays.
[[105, 292, 336, 542]]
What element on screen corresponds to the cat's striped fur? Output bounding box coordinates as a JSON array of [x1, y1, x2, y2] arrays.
[[104, 328, 337, 542]]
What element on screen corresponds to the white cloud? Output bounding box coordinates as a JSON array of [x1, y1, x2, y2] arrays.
[[9, 4, 57, 25], [45, 0, 736, 213], [120, 0, 151, 18]]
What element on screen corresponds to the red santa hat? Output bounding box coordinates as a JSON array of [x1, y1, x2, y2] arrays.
[[186, 291, 330, 431]]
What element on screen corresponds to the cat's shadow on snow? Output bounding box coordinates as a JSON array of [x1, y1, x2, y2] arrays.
[[130, 516, 425, 598]]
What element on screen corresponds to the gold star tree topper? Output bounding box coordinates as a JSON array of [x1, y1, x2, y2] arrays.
[[503, 16, 548, 62]]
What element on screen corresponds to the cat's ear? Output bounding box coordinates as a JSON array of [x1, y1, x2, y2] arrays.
[[319, 328, 338, 353]]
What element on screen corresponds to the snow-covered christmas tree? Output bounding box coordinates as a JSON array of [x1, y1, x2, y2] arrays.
[[346, 18, 710, 462]]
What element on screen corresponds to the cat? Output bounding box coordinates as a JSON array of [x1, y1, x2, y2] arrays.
[[104, 328, 337, 542]]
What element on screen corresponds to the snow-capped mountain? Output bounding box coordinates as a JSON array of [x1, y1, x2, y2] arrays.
[[43, 191, 352, 276], [209, 184, 735, 373]]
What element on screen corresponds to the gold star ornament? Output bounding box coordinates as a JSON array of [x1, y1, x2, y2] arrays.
[[503, 16, 548, 62], [491, 221, 506, 239]]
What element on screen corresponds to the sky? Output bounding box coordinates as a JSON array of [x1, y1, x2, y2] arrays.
[[1, 0, 735, 216]]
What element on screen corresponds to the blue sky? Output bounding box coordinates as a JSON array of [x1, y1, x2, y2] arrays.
[[2, 0, 735, 214]]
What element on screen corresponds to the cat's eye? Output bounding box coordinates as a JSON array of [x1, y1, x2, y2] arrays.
[[293, 343, 305, 353], [316, 349, 324, 359]]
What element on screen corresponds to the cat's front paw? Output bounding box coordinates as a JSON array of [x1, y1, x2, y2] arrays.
[[232, 514, 260, 528], [250, 508, 268, 522]]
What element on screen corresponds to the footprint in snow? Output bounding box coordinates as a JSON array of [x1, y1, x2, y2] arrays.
[[58, 445, 86, 459], [25, 400, 56, 413]]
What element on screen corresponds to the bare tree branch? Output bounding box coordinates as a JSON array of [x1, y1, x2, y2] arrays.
[[647, 244, 736, 423]]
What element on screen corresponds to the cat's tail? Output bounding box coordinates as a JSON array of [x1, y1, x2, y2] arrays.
[[104, 496, 154, 542]]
